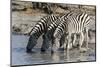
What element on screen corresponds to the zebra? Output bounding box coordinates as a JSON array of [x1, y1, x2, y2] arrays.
[[52, 12, 93, 53], [26, 14, 64, 52]]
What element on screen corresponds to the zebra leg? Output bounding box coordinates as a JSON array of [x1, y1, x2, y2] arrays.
[[72, 34, 77, 48], [60, 33, 67, 49], [51, 38, 60, 53], [79, 32, 87, 52], [68, 33, 73, 49], [65, 33, 72, 52], [79, 32, 84, 51], [26, 35, 37, 53], [64, 33, 72, 53], [86, 28, 89, 49], [63, 35, 68, 50]]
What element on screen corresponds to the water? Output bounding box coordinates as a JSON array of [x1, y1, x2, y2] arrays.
[[11, 34, 96, 66]]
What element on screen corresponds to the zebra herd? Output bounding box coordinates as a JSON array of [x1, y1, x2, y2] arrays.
[[26, 11, 93, 53]]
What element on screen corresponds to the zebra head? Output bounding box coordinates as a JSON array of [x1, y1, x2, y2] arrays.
[[26, 34, 38, 53]]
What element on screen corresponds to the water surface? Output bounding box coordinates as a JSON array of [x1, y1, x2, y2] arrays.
[[11, 34, 96, 66]]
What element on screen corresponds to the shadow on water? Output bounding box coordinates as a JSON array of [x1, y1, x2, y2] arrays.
[[11, 34, 96, 66]]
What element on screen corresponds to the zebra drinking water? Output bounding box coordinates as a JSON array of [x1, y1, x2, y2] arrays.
[[26, 14, 63, 52]]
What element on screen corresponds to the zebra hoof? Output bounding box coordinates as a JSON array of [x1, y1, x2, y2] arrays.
[[80, 48, 87, 53]]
